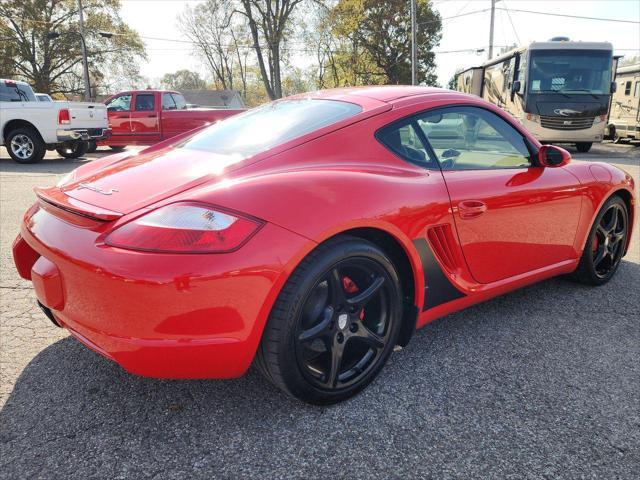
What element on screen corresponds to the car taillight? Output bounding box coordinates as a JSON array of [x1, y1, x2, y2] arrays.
[[58, 109, 71, 124], [105, 203, 263, 253]]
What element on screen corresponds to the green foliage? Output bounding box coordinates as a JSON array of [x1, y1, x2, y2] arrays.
[[161, 70, 208, 90], [324, 0, 442, 87], [0, 0, 145, 95]]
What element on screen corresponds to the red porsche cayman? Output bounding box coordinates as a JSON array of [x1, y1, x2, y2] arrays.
[[13, 86, 635, 404]]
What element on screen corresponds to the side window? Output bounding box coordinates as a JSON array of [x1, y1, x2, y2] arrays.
[[416, 107, 531, 170], [162, 93, 177, 110], [171, 93, 187, 110], [378, 122, 433, 167], [134, 94, 155, 112], [107, 94, 132, 112], [634, 81, 640, 98], [624, 81, 631, 95]]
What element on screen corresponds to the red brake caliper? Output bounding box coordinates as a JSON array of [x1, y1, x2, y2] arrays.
[[342, 276, 365, 321]]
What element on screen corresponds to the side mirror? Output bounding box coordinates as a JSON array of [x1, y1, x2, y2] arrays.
[[610, 82, 617, 94], [538, 145, 571, 168], [511, 80, 521, 93]]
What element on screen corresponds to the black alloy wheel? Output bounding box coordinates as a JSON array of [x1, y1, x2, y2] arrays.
[[591, 202, 627, 279], [572, 195, 629, 286], [255, 236, 403, 404], [295, 258, 393, 390]]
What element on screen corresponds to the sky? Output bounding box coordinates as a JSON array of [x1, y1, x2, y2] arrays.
[[119, 0, 640, 89]]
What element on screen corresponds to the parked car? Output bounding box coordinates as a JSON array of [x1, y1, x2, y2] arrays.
[[94, 89, 243, 152], [35, 93, 53, 102], [13, 87, 635, 404], [1, 79, 110, 163]]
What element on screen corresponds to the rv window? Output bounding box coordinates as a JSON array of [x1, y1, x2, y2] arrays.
[[624, 81, 631, 95], [635, 81, 640, 98]]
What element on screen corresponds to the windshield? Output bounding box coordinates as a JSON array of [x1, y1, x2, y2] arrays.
[[180, 99, 363, 157], [528, 50, 612, 95], [0, 81, 37, 102]]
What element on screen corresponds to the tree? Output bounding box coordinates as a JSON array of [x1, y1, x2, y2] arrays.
[[161, 69, 208, 90], [0, 0, 145, 96], [620, 56, 639, 67], [326, 0, 442, 86], [238, 0, 304, 100]]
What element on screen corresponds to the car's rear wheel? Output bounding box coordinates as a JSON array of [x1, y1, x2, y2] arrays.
[[56, 141, 89, 159], [6, 127, 46, 164], [256, 236, 403, 404], [571, 195, 629, 286], [109, 145, 126, 151], [86, 140, 97, 153]]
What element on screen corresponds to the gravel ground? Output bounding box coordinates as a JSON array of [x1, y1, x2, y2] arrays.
[[1, 143, 639, 479]]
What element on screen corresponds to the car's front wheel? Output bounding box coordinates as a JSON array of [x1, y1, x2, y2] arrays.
[[571, 195, 629, 286], [575, 142, 592, 153], [256, 236, 403, 404]]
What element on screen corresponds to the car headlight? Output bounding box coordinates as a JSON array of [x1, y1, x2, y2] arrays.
[[526, 113, 540, 123], [105, 202, 263, 253], [593, 114, 607, 124]]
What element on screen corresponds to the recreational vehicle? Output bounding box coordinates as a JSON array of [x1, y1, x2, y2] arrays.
[[608, 64, 640, 142], [455, 38, 617, 152]]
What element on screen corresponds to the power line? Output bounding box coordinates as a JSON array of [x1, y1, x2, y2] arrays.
[[496, 7, 640, 24], [501, 0, 521, 45]]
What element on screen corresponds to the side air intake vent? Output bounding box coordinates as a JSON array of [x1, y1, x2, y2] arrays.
[[427, 224, 462, 272]]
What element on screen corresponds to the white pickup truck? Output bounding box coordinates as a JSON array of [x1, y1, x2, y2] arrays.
[[0, 79, 110, 163]]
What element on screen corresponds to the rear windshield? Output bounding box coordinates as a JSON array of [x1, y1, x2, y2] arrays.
[[180, 99, 362, 157], [0, 82, 36, 102]]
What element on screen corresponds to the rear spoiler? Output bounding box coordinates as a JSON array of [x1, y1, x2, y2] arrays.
[[34, 187, 123, 221]]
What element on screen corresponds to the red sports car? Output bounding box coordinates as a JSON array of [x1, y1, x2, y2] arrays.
[[13, 86, 635, 404]]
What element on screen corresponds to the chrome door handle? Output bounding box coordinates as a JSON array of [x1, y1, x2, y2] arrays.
[[458, 200, 487, 219]]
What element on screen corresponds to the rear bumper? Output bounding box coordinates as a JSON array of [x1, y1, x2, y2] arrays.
[[13, 203, 310, 378], [57, 128, 111, 142]]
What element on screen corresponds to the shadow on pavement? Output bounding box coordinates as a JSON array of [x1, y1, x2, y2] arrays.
[[1, 261, 638, 478], [0, 150, 119, 175]]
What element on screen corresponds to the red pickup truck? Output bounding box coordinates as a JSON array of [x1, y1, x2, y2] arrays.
[[95, 89, 243, 151]]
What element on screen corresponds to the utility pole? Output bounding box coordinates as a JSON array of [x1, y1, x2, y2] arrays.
[[77, 0, 91, 101], [411, 0, 417, 85], [488, 0, 496, 60]]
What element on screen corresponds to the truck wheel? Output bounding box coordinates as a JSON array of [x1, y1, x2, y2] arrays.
[[56, 141, 89, 159], [575, 142, 592, 153], [86, 140, 97, 153], [109, 145, 126, 151], [6, 127, 46, 164]]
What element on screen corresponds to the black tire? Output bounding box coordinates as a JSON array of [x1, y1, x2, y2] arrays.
[[5, 127, 46, 164], [571, 195, 629, 286], [86, 140, 97, 153], [56, 141, 89, 159], [255, 236, 403, 404], [575, 142, 592, 153], [109, 145, 126, 151]]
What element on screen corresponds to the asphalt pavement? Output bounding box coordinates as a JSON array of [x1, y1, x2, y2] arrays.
[[1, 143, 639, 479]]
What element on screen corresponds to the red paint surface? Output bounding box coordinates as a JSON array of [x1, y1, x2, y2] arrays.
[[14, 87, 636, 379]]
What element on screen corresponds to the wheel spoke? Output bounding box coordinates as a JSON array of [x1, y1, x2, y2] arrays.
[[325, 341, 344, 387], [352, 323, 385, 349], [298, 307, 333, 343], [593, 246, 607, 267], [346, 276, 385, 307], [329, 268, 346, 306], [602, 206, 618, 233]]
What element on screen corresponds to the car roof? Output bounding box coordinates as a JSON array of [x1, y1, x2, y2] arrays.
[[292, 85, 468, 108]]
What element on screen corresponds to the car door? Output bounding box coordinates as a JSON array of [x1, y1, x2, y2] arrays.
[[105, 94, 133, 137], [415, 106, 582, 284], [130, 93, 160, 143]]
